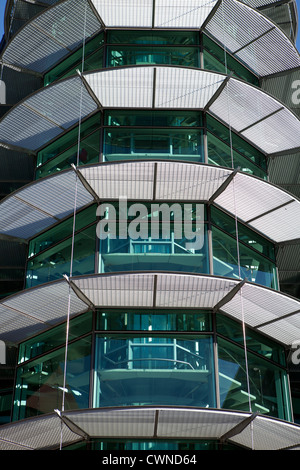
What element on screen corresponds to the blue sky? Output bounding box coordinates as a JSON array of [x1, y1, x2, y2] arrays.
[[0, 0, 299, 49]]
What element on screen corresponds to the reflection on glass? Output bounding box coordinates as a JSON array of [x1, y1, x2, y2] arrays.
[[93, 335, 215, 408], [218, 338, 291, 420], [103, 129, 204, 162], [97, 309, 211, 332], [212, 227, 278, 289], [13, 337, 91, 421], [26, 225, 96, 288], [207, 132, 267, 179], [107, 46, 199, 68], [98, 222, 208, 274]]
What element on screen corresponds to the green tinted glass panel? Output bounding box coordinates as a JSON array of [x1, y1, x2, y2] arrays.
[[107, 45, 199, 67], [18, 311, 93, 363], [44, 33, 104, 85], [93, 335, 215, 408], [211, 207, 276, 260], [206, 114, 267, 170], [103, 128, 204, 162], [107, 30, 199, 45], [104, 110, 202, 127], [28, 205, 97, 257], [203, 34, 259, 86], [98, 214, 208, 274], [26, 224, 96, 288], [212, 226, 278, 289], [218, 337, 291, 420], [97, 309, 211, 332], [36, 129, 100, 178], [207, 131, 267, 179], [37, 113, 101, 167], [216, 314, 286, 366], [13, 337, 92, 420]]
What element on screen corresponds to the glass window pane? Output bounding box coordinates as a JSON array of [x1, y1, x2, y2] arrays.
[[107, 45, 199, 68], [18, 311, 93, 363], [36, 113, 101, 167], [36, 129, 101, 179], [97, 309, 211, 332], [107, 30, 199, 45], [206, 114, 267, 171], [216, 314, 286, 366], [93, 335, 215, 408], [218, 337, 292, 420], [211, 207, 276, 261], [212, 226, 278, 289], [28, 205, 97, 257], [103, 128, 204, 162], [13, 337, 91, 421], [207, 131, 267, 179], [104, 110, 202, 127], [26, 224, 96, 288], [203, 34, 259, 86]]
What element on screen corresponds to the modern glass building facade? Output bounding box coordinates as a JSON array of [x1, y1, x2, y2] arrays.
[[1, 0, 300, 451]]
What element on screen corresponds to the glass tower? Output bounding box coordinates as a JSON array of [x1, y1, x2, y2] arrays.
[[0, 0, 300, 451]]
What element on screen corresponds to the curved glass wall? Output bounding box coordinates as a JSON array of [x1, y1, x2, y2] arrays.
[[35, 111, 267, 180], [44, 31, 259, 87], [12, 309, 291, 422], [25, 203, 278, 290]]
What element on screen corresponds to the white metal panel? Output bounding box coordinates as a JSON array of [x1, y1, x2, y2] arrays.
[[84, 67, 154, 108], [155, 162, 231, 201], [1, 0, 102, 73], [154, 67, 225, 109], [79, 162, 155, 200], [92, 0, 153, 27], [0, 170, 94, 239], [154, 0, 218, 28]]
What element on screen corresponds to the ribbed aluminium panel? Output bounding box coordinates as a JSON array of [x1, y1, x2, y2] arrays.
[[0, 103, 62, 150], [2, 0, 102, 73], [80, 161, 155, 200], [0, 170, 94, 239], [155, 273, 238, 308], [157, 408, 249, 439], [155, 162, 231, 201], [250, 201, 300, 244], [92, 0, 153, 27], [65, 408, 157, 438], [0, 414, 78, 451], [214, 171, 294, 225], [209, 78, 282, 134], [85, 67, 154, 108], [155, 67, 225, 109], [154, 0, 218, 28], [242, 107, 300, 154], [258, 314, 300, 346], [0, 76, 98, 151], [231, 414, 300, 450], [73, 273, 155, 307], [236, 28, 300, 77], [206, 0, 272, 53]]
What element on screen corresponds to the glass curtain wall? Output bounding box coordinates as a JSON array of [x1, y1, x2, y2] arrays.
[[44, 31, 258, 86], [12, 309, 291, 422], [25, 203, 278, 290]]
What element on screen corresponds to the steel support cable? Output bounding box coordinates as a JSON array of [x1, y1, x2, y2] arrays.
[[220, 0, 254, 449], [59, 2, 88, 451]]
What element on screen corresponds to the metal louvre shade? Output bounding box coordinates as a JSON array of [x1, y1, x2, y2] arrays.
[[1, 162, 300, 244], [0, 278, 87, 343], [1, 0, 102, 74], [1, 0, 299, 78], [0, 170, 94, 239], [0, 76, 98, 151], [1, 272, 300, 346], [0, 406, 300, 450], [1, 67, 299, 155]]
